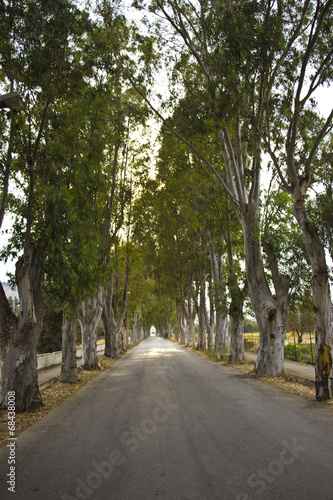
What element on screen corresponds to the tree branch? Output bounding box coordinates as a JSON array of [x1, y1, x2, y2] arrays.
[[304, 107, 333, 177], [0, 111, 16, 229], [103, 143, 120, 256], [128, 76, 239, 206]]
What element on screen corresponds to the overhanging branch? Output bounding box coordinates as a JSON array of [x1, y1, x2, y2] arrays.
[[128, 77, 239, 208]]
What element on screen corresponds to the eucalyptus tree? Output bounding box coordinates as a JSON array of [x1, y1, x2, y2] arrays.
[[189, 179, 247, 360], [156, 92, 247, 359], [258, 3, 333, 399], [259, 186, 306, 352], [0, 0, 93, 410], [131, 178, 182, 339], [7, 65, 114, 384], [21, 5, 138, 379], [223, 207, 247, 363], [50, 86, 112, 380], [70, 2, 129, 369], [125, 245, 156, 343], [153, 194, 193, 342], [132, 174, 193, 342], [313, 139, 333, 266], [75, 0, 157, 364], [100, 120, 155, 357], [102, 237, 131, 356], [155, 145, 212, 350], [130, 0, 288, 375], [78, 90, 131, 368], [131, 0, 332, 385]]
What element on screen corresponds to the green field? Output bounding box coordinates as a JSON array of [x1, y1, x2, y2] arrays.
[[244, 332, 316, 364]]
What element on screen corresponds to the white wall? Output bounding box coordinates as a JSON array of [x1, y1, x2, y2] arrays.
[[0, 343, 106, 377]]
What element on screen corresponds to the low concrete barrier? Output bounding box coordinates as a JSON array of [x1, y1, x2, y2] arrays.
[[37, 351, 62, 370], [0, 343, 106, 377], [37, 343, 105, 370]]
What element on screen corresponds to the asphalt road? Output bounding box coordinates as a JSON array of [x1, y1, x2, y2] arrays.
[[0, 336, 332, 500]]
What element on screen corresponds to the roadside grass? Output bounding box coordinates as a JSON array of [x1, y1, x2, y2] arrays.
[[0, 342, 142, 449]]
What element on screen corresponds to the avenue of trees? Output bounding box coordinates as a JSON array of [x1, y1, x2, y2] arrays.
[[0, 0, 332, 411]]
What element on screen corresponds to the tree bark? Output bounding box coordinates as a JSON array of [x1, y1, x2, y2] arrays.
[[0, 246, 43, 412], [207, 237, 229, 352], [60, 306, 79, 383], [241, 206, 289, 376], [102, 273, 128, 358], [226, 229, 245, 363], [103, 316, 117, 357], [229, 303, 244, 364], [131, 309, 145, 344], [167, 320, 173, 339], [186, 313, 196, 347], [130, 311, 139, 345], [79, 289, 103, 370], [215, 312, 229, 353], [124, 314, 129, 349], [176, 300, 186, 344], [293, 189, 333, 400], [197, 274, 207, 351], [182, 282, 196, 347], [102, 281, 118, 358], [207, 276, 215, 349]]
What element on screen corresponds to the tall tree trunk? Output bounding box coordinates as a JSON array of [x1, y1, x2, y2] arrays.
[[207, 276, 215, 349], [215, 312, 229, 353], [186, 312, 196, 347], [60, 305, 79, 383], [229, 301, 244, 364], [197, 274, 207, 351], [167, 320, 173, 339], [130, 311, 139, 345], [124, 314, 129, 349], [226, 229, 245, 363], [102, 279, 113, 357], [207, 237, 229, 353], [102, 271, 128, 358], [102, 284, 118, 358], [0, 94, 51, 412], [103, 317, 117, 358], [293, 190, 333, 400], [176, 297, 186, 344], [182, 282, 196, 347], [132, 308, 143, 343], [79, 289, 103, 370], [0, 247, 43, 412], [242, 206, 289, 376], [118, 324, 124, 352], [180, 315, 186, 344], [174, 324, 180, 341]]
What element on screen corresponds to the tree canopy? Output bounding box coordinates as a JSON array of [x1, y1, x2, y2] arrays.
[[0, 0, 332, 407]]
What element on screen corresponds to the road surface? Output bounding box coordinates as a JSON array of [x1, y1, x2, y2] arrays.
[[0, 336, 332, 500]]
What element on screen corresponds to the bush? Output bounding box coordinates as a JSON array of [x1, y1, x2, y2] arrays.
[[284, 343, 315, 365]]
